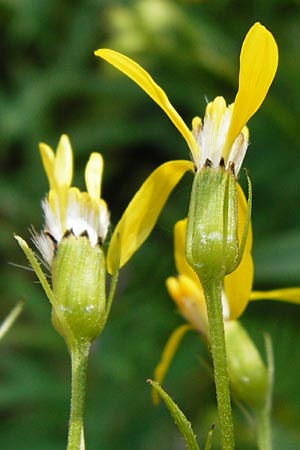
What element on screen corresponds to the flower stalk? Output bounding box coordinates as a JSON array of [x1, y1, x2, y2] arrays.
[[256, 333, 274, 450], [200, 277, 235, 450], [256, 408, 272, 450], [16, 133, 168, 450], [185, 167, 244, 450], [67, 339, 91, 450]]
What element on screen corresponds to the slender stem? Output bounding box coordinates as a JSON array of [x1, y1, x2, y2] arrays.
[[256, 333, 273, 450], [201, 277, 235, 450], [256, 409, 272, 450], [67, 339, 91, 450]]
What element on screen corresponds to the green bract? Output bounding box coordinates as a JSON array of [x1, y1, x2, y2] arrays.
[[51, 234, 106, 342], [186, 167, 239, 281]]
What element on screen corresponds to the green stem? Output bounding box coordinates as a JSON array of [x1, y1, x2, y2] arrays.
[[256, 408, 272, 450], [201, 277, 235, 450], [67, 339, 91, 450], [256, 333, 273, 450]]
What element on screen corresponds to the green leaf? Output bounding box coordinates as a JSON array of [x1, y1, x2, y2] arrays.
[[148, 380, 201, 450], [0, 301, 24, 342]]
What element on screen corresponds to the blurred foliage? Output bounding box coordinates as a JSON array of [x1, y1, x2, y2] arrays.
[[1, 0, 300, 449]]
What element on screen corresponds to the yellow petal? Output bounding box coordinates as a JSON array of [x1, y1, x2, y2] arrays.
[[250, 288, 300, 304], [54, 134, 73, 189], [236, 183, 252, 253], [85, 152, 103, 200], [95, 49, 199, 162], [224, 251, 254, 320], [225, 22, 278, 152], [224, 183, 253, 320], [107, 160, 194, 274], [173, 219, 200, 287], [152, 324, 192, 404], [39, 142, 55, 189], [166, 275, 208, 335]]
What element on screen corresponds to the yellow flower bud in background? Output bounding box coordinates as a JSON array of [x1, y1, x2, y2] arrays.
[[225, 321, 269, 411]]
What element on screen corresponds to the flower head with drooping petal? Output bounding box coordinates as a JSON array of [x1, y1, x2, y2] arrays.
[[152, 217, 300, 402], [95, 22, 278, 177], [33, 135, 110, 267], [167, 214, 300, 332], [93, 23, 278, 276]]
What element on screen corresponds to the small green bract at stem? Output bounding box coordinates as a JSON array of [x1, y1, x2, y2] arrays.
[[14, 235, 54, 303], [0, 301, 24, 342], [204, 426, 214, 450], [148, 380, 201, 450]]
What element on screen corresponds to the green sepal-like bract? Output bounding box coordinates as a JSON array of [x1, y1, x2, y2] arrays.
[[186, 166, 239, 281], [51, 234, 106, 343]]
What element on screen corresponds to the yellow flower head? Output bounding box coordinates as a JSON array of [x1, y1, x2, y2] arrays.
[[93, 23, 278, 277], [154, 215, 300, 408], [34, 135, 110, 267], [168, 214, 300, 332], [166, 274, 208, 335], [95, 22, 278, 176]]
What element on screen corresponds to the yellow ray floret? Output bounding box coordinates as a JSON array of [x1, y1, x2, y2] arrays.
[[224, 22, 278, 157], [107, 160, 194, 273], [96, 23, 278, 173], [152, 323, 192, 405], [39, 134, 73, 191], [85, 152, 104, 200], [95, 48, 199, 162], [250, 288, 300, 304]]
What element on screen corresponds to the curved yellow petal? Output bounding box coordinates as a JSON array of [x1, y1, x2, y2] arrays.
[[54, 134, 73, 189], [85, 152, 103, 200], [95, 49, 199, 162], [152, 324, 192, 404], [39, 142, 55, 189], [107, 160, 194, 274], [166, 275, 208, 335], [236, 182, 252, 253], [224, 252, 254, 320], [173, 219, 200, 287], [224, 183, 253, 320], [250, 288, 300, 304], [225, 22, 278, 152]]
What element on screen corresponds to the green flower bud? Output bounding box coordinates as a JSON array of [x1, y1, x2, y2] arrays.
[[186, 166, 239, 281], [225, 321, 269, 411], [51, 234, 106, 343]]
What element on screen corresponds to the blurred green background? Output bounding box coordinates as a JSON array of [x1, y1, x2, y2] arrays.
[[1, 0, 300, 449]]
